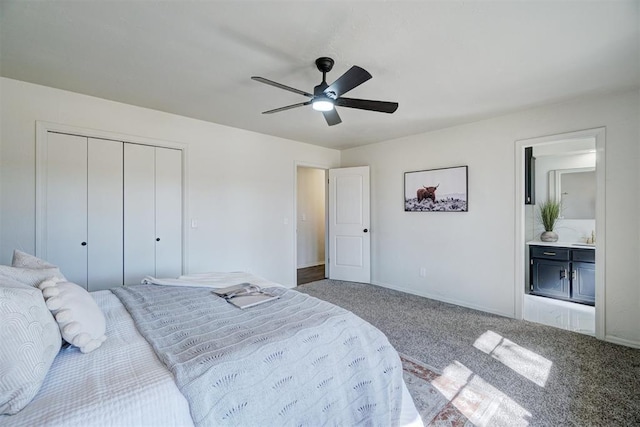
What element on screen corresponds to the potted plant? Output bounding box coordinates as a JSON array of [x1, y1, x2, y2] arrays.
[[538, 200, 561, 242]]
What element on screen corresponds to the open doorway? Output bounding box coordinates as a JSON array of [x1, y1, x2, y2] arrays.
[[296, 166, 327, 285], [515, 128, 605, 339]]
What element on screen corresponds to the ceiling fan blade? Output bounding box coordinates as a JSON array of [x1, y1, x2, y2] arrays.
[[335, 97, 399, 113], [262, 101, 312, 114], [322, 109, 342, 126], [251, 76, 313, 98], [324, 66, 372, 98]]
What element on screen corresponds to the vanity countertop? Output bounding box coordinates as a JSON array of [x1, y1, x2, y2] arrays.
[[527, 240, 595, 250]]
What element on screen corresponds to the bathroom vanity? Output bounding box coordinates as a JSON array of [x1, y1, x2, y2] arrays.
[[528, 242, 595, 306]]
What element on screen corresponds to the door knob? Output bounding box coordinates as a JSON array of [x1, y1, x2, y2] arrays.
[[363, 229, 368, 233], [156, 238, 160, 242]]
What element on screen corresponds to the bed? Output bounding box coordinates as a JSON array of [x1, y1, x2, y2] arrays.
[[1, 268, 422, 426]]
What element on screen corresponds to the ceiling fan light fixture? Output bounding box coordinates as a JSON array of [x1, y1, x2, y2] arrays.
[[312, 98, 334, 112]]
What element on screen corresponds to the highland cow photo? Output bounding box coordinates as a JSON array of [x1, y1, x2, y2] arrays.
[[404, 166, 468, 212]]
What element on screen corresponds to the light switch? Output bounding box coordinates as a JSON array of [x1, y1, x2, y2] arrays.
[[283, 217, 289, 225], [191, 219, 198, 228], [302, 213, 307, 221]]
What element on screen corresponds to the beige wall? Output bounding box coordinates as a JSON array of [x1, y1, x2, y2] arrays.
[[296, 167, 326, 268]]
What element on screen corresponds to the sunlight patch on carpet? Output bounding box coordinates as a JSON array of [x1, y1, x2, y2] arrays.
[[473, 330, 552, 387], [401, 353, 533, 426]]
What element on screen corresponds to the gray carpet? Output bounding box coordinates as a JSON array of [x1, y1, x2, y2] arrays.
[[297, 279, 640, 426]]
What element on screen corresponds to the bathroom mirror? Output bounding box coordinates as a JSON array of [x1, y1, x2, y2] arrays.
[[548, 168, 595, 219]]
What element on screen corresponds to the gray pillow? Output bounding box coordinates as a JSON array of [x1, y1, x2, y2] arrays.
[[0, 279, 62, 414], [0, 265, 65, 288], [11, 250, 57, 269]]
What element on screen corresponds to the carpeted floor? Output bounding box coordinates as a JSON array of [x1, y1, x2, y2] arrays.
[[298, 279, 640, 426]]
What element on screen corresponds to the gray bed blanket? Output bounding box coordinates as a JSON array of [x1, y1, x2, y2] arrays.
[[112, 285, 404, 426]]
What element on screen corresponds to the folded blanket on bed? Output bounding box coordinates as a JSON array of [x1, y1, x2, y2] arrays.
[[112, 285, 404, 426], [141, 272, 284, 289]]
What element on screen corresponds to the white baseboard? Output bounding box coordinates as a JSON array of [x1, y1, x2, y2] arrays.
[[605, 334, 640, 349], [297, 262, 325, 269], [371, 280, 514, 319], [371, 280, 640, 349]]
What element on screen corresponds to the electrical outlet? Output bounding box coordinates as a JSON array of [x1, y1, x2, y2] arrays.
[[419, 267, 426, 277]]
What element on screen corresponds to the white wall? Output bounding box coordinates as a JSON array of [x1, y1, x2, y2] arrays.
[[341, 90, 640, 346], [296, 167, 326, 268], [0, 78, 340, 287]]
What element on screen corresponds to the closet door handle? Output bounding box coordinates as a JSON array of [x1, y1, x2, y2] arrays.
[[156, 238, 160, 242], [81, 242, 87, 246]]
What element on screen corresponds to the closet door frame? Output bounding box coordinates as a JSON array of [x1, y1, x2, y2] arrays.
[[35, 121, 189, 278]]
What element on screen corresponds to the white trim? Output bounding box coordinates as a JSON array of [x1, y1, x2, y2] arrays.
[[372, 279, 514, 318], [297, 261, 326, 269], [294, 160, 331, 286], [604, 335, 640, 349], [35, 120, 189, 277], [514, 127, 606, 340]]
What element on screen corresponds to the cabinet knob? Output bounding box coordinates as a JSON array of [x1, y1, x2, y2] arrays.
[[156, 238, 160, 242], [81, 242, 87, 246], [363, 229, 368, 233]]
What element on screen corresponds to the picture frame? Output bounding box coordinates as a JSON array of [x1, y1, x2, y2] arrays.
[[404, 165, 468, 212]]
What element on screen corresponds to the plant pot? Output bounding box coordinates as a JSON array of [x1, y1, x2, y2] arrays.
[[540, 231, 559, 242]]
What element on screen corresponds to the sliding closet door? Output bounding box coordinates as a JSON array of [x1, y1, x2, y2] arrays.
[[155, 147, 182, 279], [124, 144, 156, 285], [45, 133, 88, 286], [87, 138, 123, 291]]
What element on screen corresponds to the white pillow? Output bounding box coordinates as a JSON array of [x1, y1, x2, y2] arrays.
[[0, 279, 61, 414], [39, 279, 106, 354], [0, 265, 65, 288], [11, 250, 57, 269]]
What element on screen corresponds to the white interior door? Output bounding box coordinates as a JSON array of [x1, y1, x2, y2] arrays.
[[154, 147, 182, 278], [328, 166, 370, 282], [87, 138, 123, 291], [124, 144, 156, 285], [45, 132, 88, 286]]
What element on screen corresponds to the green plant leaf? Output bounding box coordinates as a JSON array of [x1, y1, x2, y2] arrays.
[[538, 200, 561, 231]]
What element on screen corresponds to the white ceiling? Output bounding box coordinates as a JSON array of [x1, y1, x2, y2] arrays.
[[1, 1, 638, 150]]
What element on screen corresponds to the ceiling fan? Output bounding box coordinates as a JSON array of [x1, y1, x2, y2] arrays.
[[251, 57, 399, 126]]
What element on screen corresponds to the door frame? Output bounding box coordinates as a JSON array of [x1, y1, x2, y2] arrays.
[[35, 121, 189, 275], [514, 127, 606, 340], [294, 161, 331, 284]]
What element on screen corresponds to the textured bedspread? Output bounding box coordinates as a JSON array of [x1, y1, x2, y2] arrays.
[[112, 284, 404, 426]]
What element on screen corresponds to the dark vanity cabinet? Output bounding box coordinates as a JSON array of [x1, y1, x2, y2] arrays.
[[529, 245, 595, 305]]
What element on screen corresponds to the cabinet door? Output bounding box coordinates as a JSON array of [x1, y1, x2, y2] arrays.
[[155, 147, 182, 279], [572, 261, 595, 305], [531, 259, 570, 300], [45, 132, 88, 287], [87, 138, 123, 291], [124, 144, 156, 285]]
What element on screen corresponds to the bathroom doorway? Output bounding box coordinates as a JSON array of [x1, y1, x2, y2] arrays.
[[515, 128, 605, 338]]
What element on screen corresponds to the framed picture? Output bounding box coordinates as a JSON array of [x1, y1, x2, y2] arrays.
[[404, 166, 468, 212]]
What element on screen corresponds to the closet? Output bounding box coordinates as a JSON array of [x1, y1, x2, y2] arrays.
[[40, 131, 183, 291]]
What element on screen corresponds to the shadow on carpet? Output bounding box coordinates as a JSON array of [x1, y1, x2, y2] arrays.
[[401, 353, 502, 426]]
